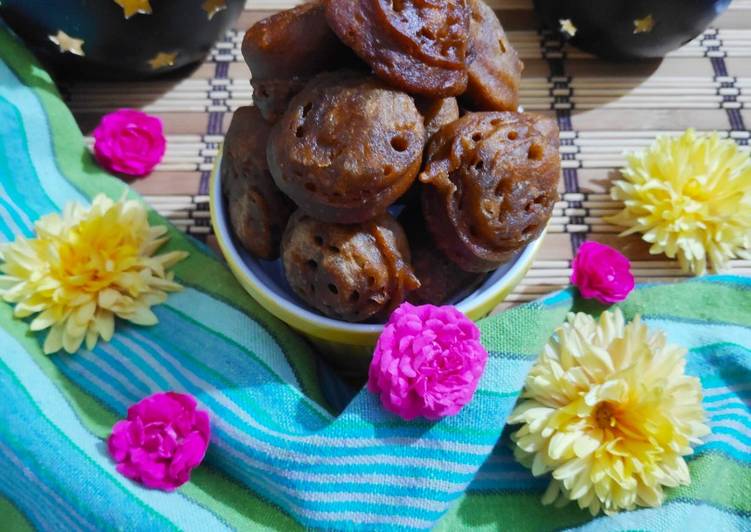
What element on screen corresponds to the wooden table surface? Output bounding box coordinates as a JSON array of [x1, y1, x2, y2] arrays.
[[67, 0, 751, 310]]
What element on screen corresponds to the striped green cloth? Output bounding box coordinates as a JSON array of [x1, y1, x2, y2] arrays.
[[1, 25, 750, 531]]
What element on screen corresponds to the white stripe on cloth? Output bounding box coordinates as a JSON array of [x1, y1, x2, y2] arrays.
[[0, 182, 34, 230]]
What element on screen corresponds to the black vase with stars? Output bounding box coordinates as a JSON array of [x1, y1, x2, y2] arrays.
[[534, 0, 732, 59], [0, 0, 245, 79]]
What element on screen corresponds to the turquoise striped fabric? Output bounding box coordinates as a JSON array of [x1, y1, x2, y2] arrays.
[[1, 26, 750, 531]]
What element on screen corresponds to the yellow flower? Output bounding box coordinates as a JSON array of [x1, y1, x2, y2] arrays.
[[509, 310, 709, 516], [0, 195, 188, 354], [607, 129, 751, 275]]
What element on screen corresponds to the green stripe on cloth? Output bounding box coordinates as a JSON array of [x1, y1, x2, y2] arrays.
[[185, 469, 303, 532], [667, 453, 751, 512], [620, 280, 751, 328], [479, 297, 571, 355], [0, 494, 34, 532], [436, 492, 592, 531]]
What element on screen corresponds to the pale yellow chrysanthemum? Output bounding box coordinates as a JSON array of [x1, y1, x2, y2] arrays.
[[607, 129, 751, 275], [509, 310, 709, 516], [0, 194, 188, 354]]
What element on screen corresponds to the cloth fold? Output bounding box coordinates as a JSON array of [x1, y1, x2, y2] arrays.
[[0, 26, 750, 531]]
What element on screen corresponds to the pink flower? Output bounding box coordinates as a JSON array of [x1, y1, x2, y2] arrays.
[[107, 392, 210, 491], [571, 241, 635, 304], [368, 303, 488, 420], [93, 109, 166, 177]]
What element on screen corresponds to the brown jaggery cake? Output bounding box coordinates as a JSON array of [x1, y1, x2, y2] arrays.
[[267, 72, 425, 224], [222, 106, 295, 260], [282, 211, 420, 322], [463, 0, 524, 112], [242, 2, 358, 122], [398, 207, 484, 306], [415, 97, 461, 141], [420, 112, 560, 272], [325, 0, 471, 97]]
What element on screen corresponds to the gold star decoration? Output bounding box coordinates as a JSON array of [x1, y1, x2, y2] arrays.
[[113, 0, 152, 19], [148, 51, 178, 70], [633, 14, 656, 34], [48, 30, 85, 57], [202, 0, 227, 20], [559, 19, 577, 38]]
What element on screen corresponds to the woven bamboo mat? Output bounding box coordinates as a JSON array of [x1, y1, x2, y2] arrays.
[[66, 0, 751, 310]]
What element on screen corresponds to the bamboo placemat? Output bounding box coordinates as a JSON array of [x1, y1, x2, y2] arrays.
[[66, 0, 751, 310]]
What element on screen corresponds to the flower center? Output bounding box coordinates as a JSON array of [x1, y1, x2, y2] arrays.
[[683, 178, 704, 200], [593, 401, 618, 430], [53, 215, 143, 293]]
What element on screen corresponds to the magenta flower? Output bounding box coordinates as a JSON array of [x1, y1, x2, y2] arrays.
[[571, 241, 635, 304], [368, 303, 488, 421], [93, 109, 166, 177], [107, 392, 210, 491]]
